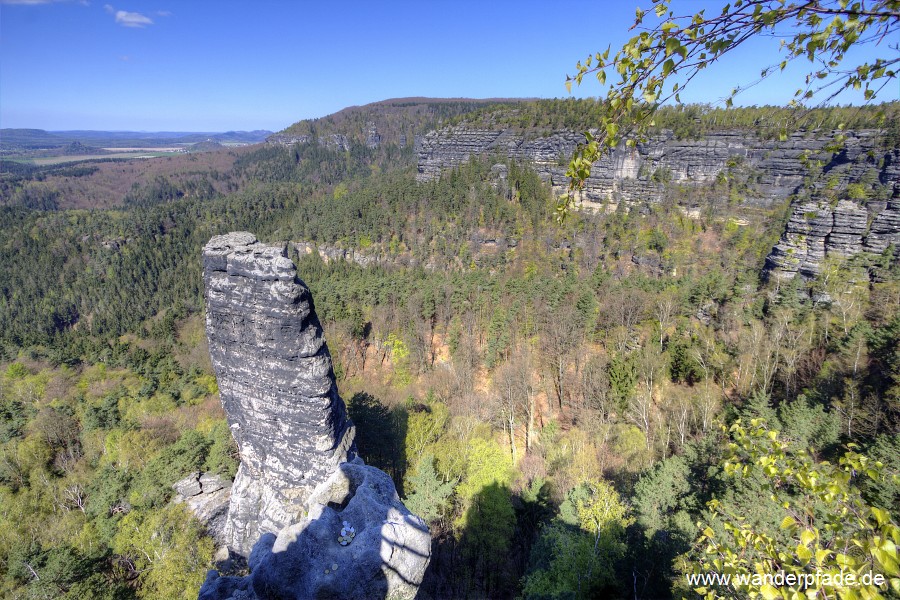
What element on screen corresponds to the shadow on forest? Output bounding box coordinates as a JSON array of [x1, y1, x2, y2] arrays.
[[346, 391, 692, 599], [347, 391, 408, 495]]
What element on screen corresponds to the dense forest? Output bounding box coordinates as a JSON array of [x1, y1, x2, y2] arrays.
[[0, 101, 898, 599]]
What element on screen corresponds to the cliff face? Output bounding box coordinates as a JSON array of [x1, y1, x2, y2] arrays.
[[766, 185, 900, 280], [203, 232, 356, 555], [267, 132, 351, 151], [200, 232, 430, 599], [266, 124, 383, 150], [416, 125, 896, 207], [417, 123, 899, 278]]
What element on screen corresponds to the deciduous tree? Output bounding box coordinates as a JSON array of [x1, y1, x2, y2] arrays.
[[682, 419, 900, 599]]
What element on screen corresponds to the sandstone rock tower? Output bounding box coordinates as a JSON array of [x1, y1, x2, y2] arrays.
[[200, 232, 430, 599], [203, 232, 356, 554]]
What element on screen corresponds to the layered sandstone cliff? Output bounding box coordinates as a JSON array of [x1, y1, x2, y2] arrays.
[[416, 126, 897, 208], [766, 185, 900, 280]]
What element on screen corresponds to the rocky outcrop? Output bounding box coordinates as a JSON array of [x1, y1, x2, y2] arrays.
[[267, 133, 313, 146], [200, 232, 431, 599], [267, 133, 350, 152], [293, 241, 389, 269], [173, 472, 232, 546], [199, 460, 431, 600], [416, 126, 579, 182], [765, 185, 900, 280], [417, 126, 895, 208], [365, 121, 382, 149], [203, 232, 356, 555]]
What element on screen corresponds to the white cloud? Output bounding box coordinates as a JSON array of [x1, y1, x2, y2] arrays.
[[104, 4, 153, 27], [156, 9, 170, 16], [115, 10, 152, 26]]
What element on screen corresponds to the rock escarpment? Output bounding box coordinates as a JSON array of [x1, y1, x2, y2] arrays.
[[864, 185, 900, 256], [293, 240, 389, 269], [765, 185, 900, 281], [200, 232, 430, 599], [417, 126, 896, 208], [267, 133, 351, 151]]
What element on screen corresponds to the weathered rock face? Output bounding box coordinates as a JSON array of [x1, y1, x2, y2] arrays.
[[199, 460, 431, 600], [203, 232, 356, 555], [173, 472, 232, 546], [864, 186, 900, 256], [417, 126, 896, 208], [201, 232, 431, 599], [365, 121, 382, 149], [765, 185, 900, 280], [293, 240, 389, 269], [267, 133, 350, 152]]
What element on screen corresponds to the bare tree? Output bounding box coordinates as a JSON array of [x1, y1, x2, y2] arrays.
[[629, 345, 666, 450], [514, 350, 540, 453], [666, 388, 694, 449], [580, 354, 615, 423], [820, 257, 868, 336], [492, 361, 519, 463], [693, 347, 722, 433], [735, 319, 784, 398], [654, 291, 679, 350], [600, 286, 648, 353], [538, 303, 584, 410], [776, 309, 813, 397], [833, 378, 882, 439], [62, 482, 87, 513]]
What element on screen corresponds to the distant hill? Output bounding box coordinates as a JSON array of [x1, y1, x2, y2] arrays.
[[0, 128, 273, 150], [187, 140, 225, 152], [0, 128, 68, 149], [60, 141, 109, 156], [277, 97, 534, 149]]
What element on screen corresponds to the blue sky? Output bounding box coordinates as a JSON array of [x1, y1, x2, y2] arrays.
[[1, 0, 897, 132]]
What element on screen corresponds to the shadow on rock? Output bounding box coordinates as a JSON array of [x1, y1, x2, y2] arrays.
[[199, 459, 431, 600]]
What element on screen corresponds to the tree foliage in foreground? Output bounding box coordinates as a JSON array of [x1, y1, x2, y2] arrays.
[[682, 419, 900, 599], [111, 505, 214, 600]]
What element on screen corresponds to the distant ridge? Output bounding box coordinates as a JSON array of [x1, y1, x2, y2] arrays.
[[367, 96, 538, 106], [1, 129, 273, 150]]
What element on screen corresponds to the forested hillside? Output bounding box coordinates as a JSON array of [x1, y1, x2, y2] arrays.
[[278, 97, 528, 147], [0, 101, 898, 599]]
